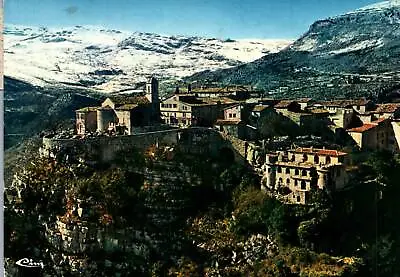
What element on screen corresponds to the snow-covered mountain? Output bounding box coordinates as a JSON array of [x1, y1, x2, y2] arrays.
[[4, 25, 292, 92], [290, 0, 400, 56], [354, 0, 400, 12], [188, 0, 400, 99]]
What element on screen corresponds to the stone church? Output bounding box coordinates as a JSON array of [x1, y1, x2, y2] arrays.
[[76, 77, 160, 135]]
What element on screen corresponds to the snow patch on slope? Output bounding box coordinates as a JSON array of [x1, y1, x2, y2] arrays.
[[329, 38, 385, 54], [356, 0, 400, 12], [292, 36, 318, 51]]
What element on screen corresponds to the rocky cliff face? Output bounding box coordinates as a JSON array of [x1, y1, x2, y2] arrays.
[[5, 143, 234, 276]]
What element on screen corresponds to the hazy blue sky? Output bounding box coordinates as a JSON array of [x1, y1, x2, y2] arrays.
[[5, 0, 379, 39]]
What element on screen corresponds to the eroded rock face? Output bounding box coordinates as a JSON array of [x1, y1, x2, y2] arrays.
[[5, 144, 224, 276]]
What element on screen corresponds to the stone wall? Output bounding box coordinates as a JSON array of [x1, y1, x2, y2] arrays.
[[41, 127, 252, 165], [41, 129, 185, 163], [219, 132, 261, 166]]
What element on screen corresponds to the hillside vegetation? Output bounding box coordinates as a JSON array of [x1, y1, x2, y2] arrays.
[[8, 143, 400, 276]]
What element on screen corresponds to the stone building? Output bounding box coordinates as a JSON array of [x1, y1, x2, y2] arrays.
[[223, 103, 250, 121], [374, 104, 400, 119], [297, 98, 313, 110], [76, 77, 159, 135], [145, 76, 160, 119], [347, 118, 395, 151], [251, 105, 272, 118], [160, 94, 237, 127], [272, 101, 330, 136], [312, 99, 373, 129], [274, 100, 301, 113], [75, 107, 98, 134], [214, 120, 247, 139], [214, 103, 265, 140], [314, 99, 373, 115], [261, 147, 349, 204]]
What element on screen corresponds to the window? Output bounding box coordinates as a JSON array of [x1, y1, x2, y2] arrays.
[[173, 104, 177, 108], [302, 170, 307, 176], [295, 169, 299, 175], [278, 178, 283, 184], [301, 181, 306, 190], [314, 155, 319, 164], [229, 113, 232, 118], [326, 156, 331, 164], [277, 167, 282, 173], [233, 113, 236, 118], [303, 154, 308, 162], [295, 180, 298, 186], [286, 178, 290, 185], [285, 168, 290, 174], [297, 196, 301, 203]]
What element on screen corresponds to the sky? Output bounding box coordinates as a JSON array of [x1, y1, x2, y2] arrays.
[[5, 0, 380, 39]]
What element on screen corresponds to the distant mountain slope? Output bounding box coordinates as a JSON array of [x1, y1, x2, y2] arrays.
[[187, 1, 400, 99], [4, 25, 292, 92], [4, 76, 102, 149]]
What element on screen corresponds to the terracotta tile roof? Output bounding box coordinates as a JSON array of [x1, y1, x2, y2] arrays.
[[252, 105, 270, 112], [347, 124, 377, 133], [374, 103, 400, 114], [115, 104, 139, 111], [317, 149, 347, 156], [347, 117, 387, 133], [76, 107, 99, 112], [97, 105, 113, 110], [297, 98, 313, 103], [308, 108, 329, 114], [180, 96, 238, 106], [191, 86, 249, 93], [215, 119, 243, 125], [292, 147, 347, 157], [223, 103, 241, 110], [276, 161, 314, 169], [372, 117, 387, 124], [274, 100, 297, 108], [107, 96, 149, 105], [317, 98, 370, 108]]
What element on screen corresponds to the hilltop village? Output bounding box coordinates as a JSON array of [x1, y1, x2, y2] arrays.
[[9, 78, 400, 276], [68, 77, 400, 205]]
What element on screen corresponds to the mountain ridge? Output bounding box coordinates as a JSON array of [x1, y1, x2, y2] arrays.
[[4, 25, 292, 92], [186, 1, 400, 99]]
